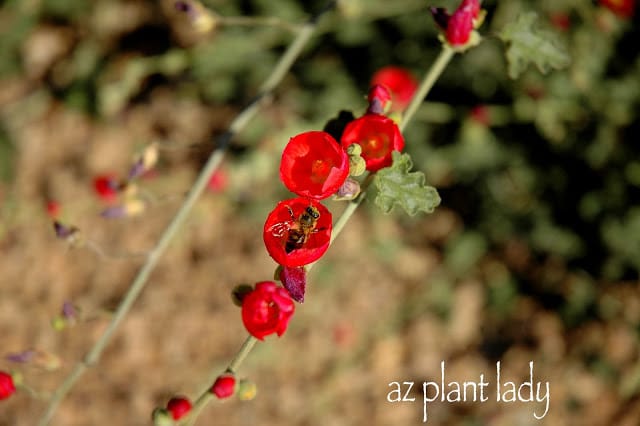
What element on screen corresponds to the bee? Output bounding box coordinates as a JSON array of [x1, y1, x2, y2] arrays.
[[268, 205, 322, 253]]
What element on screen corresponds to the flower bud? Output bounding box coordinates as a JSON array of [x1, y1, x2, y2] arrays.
[[166, 396, 192, 420], [211, 373, 236, 399], [151, 408, 174, 426], [237, 379, 257, 401], [334, 177, 361, 201], [0, 371, 16, 400]]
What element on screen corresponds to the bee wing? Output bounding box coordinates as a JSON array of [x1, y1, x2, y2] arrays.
[[268, 221, 292, 237]]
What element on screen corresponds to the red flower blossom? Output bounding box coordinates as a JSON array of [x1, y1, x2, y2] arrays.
[[280, 131, 349, 200], [0, 371, 15, 400], [241, 281, 295, 340], [166, 397, 192, 420], [370, 67, 418, 111], [340, 114, 404, 172], [211, 373, 236, 398], [263, 198, 332, 267], [600, 0, 635, 17], [93, 175, 119, 203]]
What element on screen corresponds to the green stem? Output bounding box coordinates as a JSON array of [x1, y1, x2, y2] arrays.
[[37, 12, 323, 426], [181, 336, 258, 426], [178, 41, 458, 424], [400, 46, 454, 133], [219, 15, 303, 33]]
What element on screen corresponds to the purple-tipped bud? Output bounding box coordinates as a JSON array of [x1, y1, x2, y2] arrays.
[[175, 1, 192, 13], [53, 221, 78, 240], [6, 350, 36, 363], [430, 7, 451, 30], [279, 266, 307, 303], [100, 205, 127, 219]]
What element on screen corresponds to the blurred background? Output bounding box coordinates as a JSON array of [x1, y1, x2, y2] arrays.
[[1, 0, 639, 425]]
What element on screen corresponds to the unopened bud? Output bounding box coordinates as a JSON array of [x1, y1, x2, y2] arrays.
[[346, 144, 366, 177], [334, 177, 361, 200], [151, 408, 174, 426], [237, 379, 257, 401]]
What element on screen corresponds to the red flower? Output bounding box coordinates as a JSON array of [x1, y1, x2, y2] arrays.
[[430, 0, 481, 47], [211, 373, 236, 398], [549, 13, 571, 31], [0, 371, 15, 400], [340, 114, 404, 172], [93, 175, 119, 203], [600, 0, 635, 17], [241, 281, 295, 340], [263, 198, 332, 267], [280, 131, 349, 200], [207, 169, 228, 193], [370, 67, 418, 111], [470, 105, 490, 126], [166, 397, 192, 420], [46, 200, 60, 219]]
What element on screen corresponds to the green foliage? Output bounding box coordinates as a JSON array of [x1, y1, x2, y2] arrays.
[[499, 11, 570, 79], [374, 151, 441, 216]]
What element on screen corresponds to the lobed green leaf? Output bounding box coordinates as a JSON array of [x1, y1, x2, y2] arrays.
[[374, 151, 441, 216], [499, 12, 570, 79]]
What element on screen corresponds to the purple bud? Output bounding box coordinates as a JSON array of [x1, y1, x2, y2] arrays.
[[279, 266, 306, 303], [128, 159, 145, 180], [430, 7, 451, 30], [53, 221, 78, 239], [6, 350, 36, 363], [62, 301, 77, 319], [100, 205, 127, 219], [175, 1, 192, 13]]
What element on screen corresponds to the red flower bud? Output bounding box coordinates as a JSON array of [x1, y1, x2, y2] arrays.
[[263, 197, 332, 267], [211, 373, 236, 399], [207, 169, 228, 193], [370, 67, 418, 112], [431, 0, 481, 47], [446, 4, 475, 46], [0, 371, 16, 400], [470, 105, 490, 126], [46, 200, 60, 219], [166, 396, 192, 420], [367, 84, 393, 115], [280, 131, 349, 200], [340, 114, 404, 172], [600, 0, 635, 17], [241, 282, 295, 340], [93, 175, 119, 203]]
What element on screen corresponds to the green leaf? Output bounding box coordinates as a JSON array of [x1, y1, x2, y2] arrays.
[[374, 151, 441, 216], [499, 12, 570, 79]]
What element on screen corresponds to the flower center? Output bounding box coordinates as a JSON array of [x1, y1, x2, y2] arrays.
[[362, 133, 390, 159], [310, 159, 331, 183]]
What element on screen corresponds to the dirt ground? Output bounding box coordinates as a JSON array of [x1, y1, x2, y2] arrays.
[[1, 1, 640, 426]]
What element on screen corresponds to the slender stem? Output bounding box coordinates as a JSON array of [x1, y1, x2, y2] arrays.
[[219, 15, 303, 33], [182, 336, 258, 426], [179, 41, 458, 424], [400, 46, 454, 133], [37, 10, 325, 426]]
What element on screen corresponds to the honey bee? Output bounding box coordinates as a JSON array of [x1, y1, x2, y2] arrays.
[[268, 205, 322, 253]]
